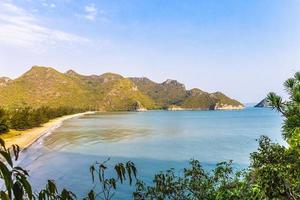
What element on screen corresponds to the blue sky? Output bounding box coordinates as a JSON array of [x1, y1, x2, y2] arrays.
[[0, 0, 299, 103]]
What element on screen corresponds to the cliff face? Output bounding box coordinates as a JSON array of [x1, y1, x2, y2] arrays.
[[0, 66, 244, 111], [254, 98, 270, 108]]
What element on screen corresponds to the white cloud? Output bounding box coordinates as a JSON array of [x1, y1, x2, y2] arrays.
[[0, 2, 90, 49], [41, 1, 56, 8], [84, 4, 97, 21]]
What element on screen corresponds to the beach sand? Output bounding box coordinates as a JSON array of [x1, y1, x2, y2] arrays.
[[2, 111, 95, 149]]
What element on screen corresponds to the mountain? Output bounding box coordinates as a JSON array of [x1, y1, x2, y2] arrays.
[[0, 66, 155, 111], [254, 98, 270, 108], [0, 67, 92, 108], [129, 78, 187, 108], [130, 78, 244, 110], [0, 66, 244, 111], [65, 70, 156, 111]]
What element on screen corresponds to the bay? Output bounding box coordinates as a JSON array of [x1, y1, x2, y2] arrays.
[[20, 108, 283, 199]]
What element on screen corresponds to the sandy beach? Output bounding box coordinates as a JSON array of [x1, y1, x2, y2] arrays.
[[2, 111, 95, 150]]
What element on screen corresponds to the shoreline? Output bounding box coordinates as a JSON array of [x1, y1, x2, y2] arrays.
[[3, 111, 95, 150]]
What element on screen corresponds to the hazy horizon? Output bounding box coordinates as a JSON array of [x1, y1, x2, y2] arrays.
[[1, 0, 299, 103]]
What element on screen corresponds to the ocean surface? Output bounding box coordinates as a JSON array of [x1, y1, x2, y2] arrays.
[[20, 108, 283, 199]]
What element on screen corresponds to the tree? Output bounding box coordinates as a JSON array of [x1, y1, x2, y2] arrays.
[[134, 160, 252, 200], [267, 71, 300, 147], [0, 108, 9, 133], [248, 136, 300, 199], [134, 72, 300, 200], [0, 138, 137, 200], [8, 107, 31, 130], [0, 138, 34, 199], [86, 159, 137, 200]]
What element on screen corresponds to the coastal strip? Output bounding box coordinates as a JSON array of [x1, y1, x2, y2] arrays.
[[2, 111, 95, 150]]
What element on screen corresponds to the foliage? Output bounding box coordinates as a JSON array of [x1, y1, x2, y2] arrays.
[[0, 138, 34, 200], [0, 108, 9, 134], [0, 66, 156, 111], [0, 138, 137, 200], [7, 106, 86, 131], [0, 137, 78, 200], [133, 72, 300, 199], [86, 159, 137, 200], [133, 136, 300, 200], [267, 71, 300, 146], [130, 78, 243, 109], [248, 136, 300, 199], [134, 160, 251, 200], [0, 66, 242, 111]]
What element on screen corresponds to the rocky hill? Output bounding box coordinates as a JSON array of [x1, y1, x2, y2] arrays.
[[0, 66, 244, 111], [254, 98, 270, 108], [130, 78, 244, 110]]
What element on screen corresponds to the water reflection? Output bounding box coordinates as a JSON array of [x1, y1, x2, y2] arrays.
[[43, 127, 152, 149]]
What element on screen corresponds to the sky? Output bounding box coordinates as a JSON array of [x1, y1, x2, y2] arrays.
[[0, 0, 299, 103]]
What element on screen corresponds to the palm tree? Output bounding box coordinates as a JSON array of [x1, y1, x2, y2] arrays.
[[267, 71, 300, 146]]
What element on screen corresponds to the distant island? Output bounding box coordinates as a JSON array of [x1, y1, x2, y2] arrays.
[[0, 66, 244, 111], [254, 98, 270, 108]]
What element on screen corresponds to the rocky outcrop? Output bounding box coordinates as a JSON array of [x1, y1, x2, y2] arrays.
[[0, 77, 11, 87], [167, 105, 184, 111], [214, 103, 244, 110], [254, 98, 270, 107]]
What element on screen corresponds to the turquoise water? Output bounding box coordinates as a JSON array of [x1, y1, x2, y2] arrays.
[[20, 108, 283, 199]]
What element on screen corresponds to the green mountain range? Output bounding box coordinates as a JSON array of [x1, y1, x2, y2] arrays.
[[0, 66, 244, 111]]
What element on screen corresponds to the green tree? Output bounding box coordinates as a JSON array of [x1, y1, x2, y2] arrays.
[[0, 138, 34, 199], [0, 138, 137, 200], [248, 136, 300, 200], [134, 160, 253, 200], [134, 72, 300, 200], [267, 71, 300, 147], [0, 108, 9, 133], [8, 107, 31, 130]]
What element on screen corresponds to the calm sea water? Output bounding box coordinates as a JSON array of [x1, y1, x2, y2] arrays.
[[20, 108, 283, 199]]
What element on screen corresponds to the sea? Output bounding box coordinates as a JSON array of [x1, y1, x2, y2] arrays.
[[19, 107, 283, 199]]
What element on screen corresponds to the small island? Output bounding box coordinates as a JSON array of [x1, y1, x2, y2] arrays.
[[254, 98, 270, 108]]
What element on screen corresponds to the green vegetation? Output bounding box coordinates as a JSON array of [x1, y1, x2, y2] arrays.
[[0, 106, 86, 133], [0, 108, 9, 133], [181, 89, 218, 109], [267, 72, 300, 147], [0, 66, 243, 111], [130, 78, 188, 108], [0, 138, 137, 200], [132, 72, 300, 199], [134, 135, 300, 199], [0, 72, 299, 199], [130, 78, 244, 110]]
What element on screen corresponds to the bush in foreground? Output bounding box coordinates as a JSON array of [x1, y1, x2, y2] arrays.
[[0, 138, 137, 200]]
